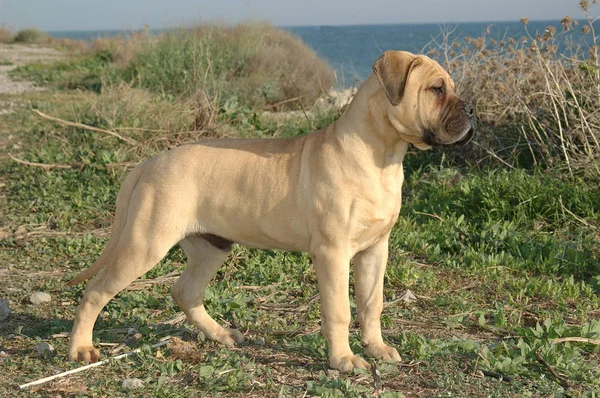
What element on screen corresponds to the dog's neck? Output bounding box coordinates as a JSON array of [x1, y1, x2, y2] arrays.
[[331, 75, 410, 173]]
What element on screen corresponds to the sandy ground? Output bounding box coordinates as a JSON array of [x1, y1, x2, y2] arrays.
[[0, 44, 62, 114]]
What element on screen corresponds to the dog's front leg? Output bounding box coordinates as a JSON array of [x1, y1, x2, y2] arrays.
[[353, 234, 402, 362], [312, 246, 370, 372]]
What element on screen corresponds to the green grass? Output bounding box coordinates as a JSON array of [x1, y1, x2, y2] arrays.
[[1, 37, 600, 397], [10, 23, 335, 109]]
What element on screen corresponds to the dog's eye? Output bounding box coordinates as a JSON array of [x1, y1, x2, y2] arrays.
[[431, 86, 444, 95]]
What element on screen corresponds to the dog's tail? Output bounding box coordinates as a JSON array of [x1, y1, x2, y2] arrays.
[[67, 164, 144, 286]]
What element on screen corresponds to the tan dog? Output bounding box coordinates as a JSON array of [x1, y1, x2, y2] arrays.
[[67, 50, 474, 372]]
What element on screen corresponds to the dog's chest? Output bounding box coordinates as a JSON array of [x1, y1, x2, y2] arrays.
[[350, 174, 403, 251]]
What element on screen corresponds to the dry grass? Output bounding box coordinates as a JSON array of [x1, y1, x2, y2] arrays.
[[429, 4, 600, 176], [71, 82, 223, 157], [13, 28, 51, 44], [0, 23, 15, 43], [0, 24, 88, 52], [248, 24, 336, 108], [90, 28, 156, 68]]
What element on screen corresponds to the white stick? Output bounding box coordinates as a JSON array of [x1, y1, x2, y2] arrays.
[[19, 340, 170, 389]]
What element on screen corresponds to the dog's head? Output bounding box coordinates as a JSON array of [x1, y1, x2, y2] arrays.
[[373, 50, 474, 149]]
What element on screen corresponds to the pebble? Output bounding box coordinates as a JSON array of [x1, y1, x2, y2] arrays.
[[327, 369, 340, 378], [34, 342, 55, 358], [122, 378, 145, 389], [0, 299, 10, 322], [252, 337, 266, 346], [30, 291, 52, 304]]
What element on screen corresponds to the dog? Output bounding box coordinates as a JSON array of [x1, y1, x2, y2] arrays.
[[67, 50, 474, 372]]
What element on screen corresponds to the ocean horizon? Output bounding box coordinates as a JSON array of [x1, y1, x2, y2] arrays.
[[47, 19, 598, 84]]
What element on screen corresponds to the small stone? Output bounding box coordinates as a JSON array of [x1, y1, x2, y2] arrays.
[[0, 351, 7, 357], [34, 342, 55, 358], [327, 369, 340, 378], [13, 225, 27, 240], [252, 337, 265, 346], [122, 378, 145, 389], [30, 291, 51, 305], [398, 289, 417, 304], [0, 299, 10, 322], [11, 143, 21, 150]]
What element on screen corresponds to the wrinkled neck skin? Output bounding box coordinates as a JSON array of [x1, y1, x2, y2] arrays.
[[325, 74, 426, 192]]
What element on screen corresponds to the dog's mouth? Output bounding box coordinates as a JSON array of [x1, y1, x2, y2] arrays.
[[423, 127, 475, 147], [448, 127, 475, 147]]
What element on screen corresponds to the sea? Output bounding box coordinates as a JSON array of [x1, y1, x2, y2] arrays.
[[47, 20, 598, 85]]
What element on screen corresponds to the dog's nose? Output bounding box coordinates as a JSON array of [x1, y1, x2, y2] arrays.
[[463, 103, 474, 118]]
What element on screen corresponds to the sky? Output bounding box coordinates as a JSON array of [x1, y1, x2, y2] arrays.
[[0, 0, 597, 32]]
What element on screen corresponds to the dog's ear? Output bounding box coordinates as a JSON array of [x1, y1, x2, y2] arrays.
[[373, 51, 422, 106]]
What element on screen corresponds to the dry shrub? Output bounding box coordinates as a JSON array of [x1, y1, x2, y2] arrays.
[[430, 7, 600, 176], [434, 19, 600, 175], [51, 38, 89, 53], [14, 28, 50, 44], [75, 82, 222, 156], [116, 22, 336, 109], [0, 23, 15, 43], [91, 29, 155, 67], [248, 24, 336, 107]]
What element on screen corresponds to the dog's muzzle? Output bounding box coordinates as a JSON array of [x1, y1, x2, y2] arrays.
[[424, 101, 475, 147]]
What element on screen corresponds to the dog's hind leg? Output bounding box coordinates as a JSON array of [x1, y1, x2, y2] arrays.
[[68, 227, 178, 362], [68, 184, 186, 363], [172, 235, 244, 346]]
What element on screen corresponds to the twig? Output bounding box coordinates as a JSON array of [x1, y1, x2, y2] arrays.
[[535, 349, 569, 389], [33, 109, 139, 146], [157, 312, 187, 326], [413, 211, 445, 222], [552, 337, 600, 345], [129, 271, 181, 288], [559, 196, 599, 231], [19, 339, 170, 389], [480, 369, 513, 382], [472, 141, 515, 169], [263, 96, 304, 109], [8, 153, 137, 171], [8, 153, 71, 170], [291, 80, 313, 130], [111, 332, 142, 354], [28, 228, 111, 238]]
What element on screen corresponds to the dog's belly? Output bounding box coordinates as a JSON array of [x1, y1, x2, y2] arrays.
[[151, 139, 312, 252]]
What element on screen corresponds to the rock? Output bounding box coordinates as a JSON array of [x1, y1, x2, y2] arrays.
[[252, 337, 265, 346], [327, 369, 340, 378], [30, 291, 51, 304], [13, 225, 27, 240], [315, 87, 358, 111], [0, 351, 7, 357], [398, 289, 417, 304], [34, 342, 55, 358], [122, 378, 145, 389], [0, 299, 9, 322]]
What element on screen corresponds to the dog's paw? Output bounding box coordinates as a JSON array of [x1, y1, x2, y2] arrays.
[[69, 345, 101, 363], [210, 327, 245, 347], [330, 354, 370, 372], [364, 343, 402, 362]]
